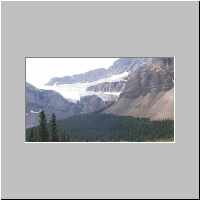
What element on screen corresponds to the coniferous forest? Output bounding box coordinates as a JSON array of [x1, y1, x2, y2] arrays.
[[26, 111, 174, 142]]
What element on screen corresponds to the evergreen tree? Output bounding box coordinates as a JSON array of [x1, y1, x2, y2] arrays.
[[34, 127, 40, 142], [50, 113, 58, 142], [59, 130, 66, 142], [38, 110, 49, 142], [128, 129, 134, 142], [66, 134, 70, 142], [30, 128, 34, 142]]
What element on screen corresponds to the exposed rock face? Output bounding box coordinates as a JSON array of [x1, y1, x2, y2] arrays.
[[46, 68, 108, 85], [45, 58, 158, 100], [104, 89, 174, 120], [121, 58, 173, 99], [79, 95, 112, 114], [86, 81, 126, 93], [45, 58, 152, 86], [26, 83, 82, 128], [26, 83, 113, 128], [104, 57, 174, 120], [107, 57, 152, 75]]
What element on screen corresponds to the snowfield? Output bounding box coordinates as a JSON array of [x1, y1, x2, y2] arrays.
[[30, 109, 41, 114], [39, 72, 129, 102]]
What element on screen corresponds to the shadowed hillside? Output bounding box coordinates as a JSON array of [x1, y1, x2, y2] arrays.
[[26, 113, 174, 142]]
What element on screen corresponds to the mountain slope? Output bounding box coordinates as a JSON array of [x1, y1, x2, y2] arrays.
[[46, 68, 108, 85], [104, 57, 174, 120], [45, 58, 150, 86], [26, 83, 111, 128], [44, 58, 152, 102], [26, 82, 82, 128]]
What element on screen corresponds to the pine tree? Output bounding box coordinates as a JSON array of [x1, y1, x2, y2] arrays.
[[66, 133, 70, 142], [38, 111, 49, 142], [34, 127, 40, 142], [50, 113, 58, 142], [58, 130, 66, 142], [30, 128, 34, 142], [27, 128, 34, 142]]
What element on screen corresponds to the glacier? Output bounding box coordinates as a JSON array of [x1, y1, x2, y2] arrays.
[[39, 72, 129, 102]]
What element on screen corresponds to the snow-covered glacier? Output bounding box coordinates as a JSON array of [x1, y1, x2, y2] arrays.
[[39, 71, 129, 102]]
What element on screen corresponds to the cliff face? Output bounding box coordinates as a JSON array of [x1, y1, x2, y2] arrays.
[[46, 68, 108, 85], [79, 95, 113, 114], [25, 83, 82, 128], [26, 83, 113, 128], [104, 57, 174, 120], [86, 81, 126, 93], [45, 58, 150, 86]]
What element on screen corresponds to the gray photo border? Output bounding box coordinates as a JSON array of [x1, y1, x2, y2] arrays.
[[1, 1, 199, 199]]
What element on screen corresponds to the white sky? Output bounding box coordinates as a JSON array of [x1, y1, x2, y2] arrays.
[[26, 58, 118, 88]]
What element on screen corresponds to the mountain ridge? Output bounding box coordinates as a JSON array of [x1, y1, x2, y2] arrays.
[[26, 82, 112, 128], [104, 57, 174, 120], [45, 58, 152, 85]]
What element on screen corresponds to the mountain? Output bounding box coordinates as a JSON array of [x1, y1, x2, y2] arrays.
[[78, 95, 113, 114], [26, 83, 112, 128], [44, 58, 152, 102], [46, 68, 108, 85], [26, 82, 82, 128], [104, 57, 174, 120], [86, 81, 126, 93], [45, 58, 150, 86]]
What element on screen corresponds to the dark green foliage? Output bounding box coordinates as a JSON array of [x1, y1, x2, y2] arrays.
[[30, 128, 34, 140], [38, 110, 49, 142], [26, 126, 40, 142], [65, 134, 70, 142], [58, 130, 66, 142], [50, 113, 58, 142], [26, 128, 34, 142], [26, 113, 174, 142]]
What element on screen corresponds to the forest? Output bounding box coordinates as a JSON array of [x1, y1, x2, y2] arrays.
[[26, 111, 174, 142]]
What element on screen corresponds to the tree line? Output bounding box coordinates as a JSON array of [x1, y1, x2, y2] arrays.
[[55, 113, 174, 142], [26, 111, 70, 142], [26, 111, 174, 142]]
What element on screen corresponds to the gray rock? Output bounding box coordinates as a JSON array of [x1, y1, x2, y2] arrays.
[[26, 83, 82, 128], [45, 58, 151, 86], [79, 95, 109, 113], [104, 57, 174, 120], [87, 81, 126, 93], [46, 68, 108, 85]]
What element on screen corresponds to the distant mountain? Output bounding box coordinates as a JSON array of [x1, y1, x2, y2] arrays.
[[46, 68, 108, 85], [26, 83, 112, 128], [44, 58, 153, 102], [86, 81, 126, 93], [104, 57, 174, 120], [45, 58, 150, 86], [78, 95, 113, 114], [107, 57, 152, 75], [26, 82, 82, 128]]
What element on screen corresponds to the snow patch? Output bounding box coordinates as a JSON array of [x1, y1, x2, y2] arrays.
[[39, 72, 129, 102], [92, 71, 129, 84], [30, 109, 41, 114]]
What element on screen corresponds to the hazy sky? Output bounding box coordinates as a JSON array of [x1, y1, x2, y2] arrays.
[[26, 58, 118, 88]]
